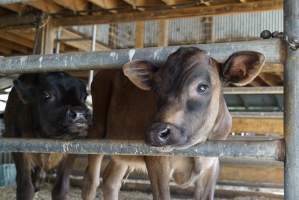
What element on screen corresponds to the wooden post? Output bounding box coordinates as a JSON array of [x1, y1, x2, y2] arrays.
[[42, 20, 56, 54], [109, 23, 118, 49], [158, 19, 169, 47], [33, 15, 56, 55], [284, 0, 299, 198], [135, 21, 144, 48]]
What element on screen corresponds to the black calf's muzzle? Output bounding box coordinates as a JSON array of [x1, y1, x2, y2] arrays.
[[146, 122, 187, 147], [64, 106, 91, 137]]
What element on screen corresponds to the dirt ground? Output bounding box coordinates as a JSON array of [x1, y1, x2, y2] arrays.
[[0, 184, 281, 200]]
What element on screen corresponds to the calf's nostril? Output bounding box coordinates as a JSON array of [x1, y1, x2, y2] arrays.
[[158, 127, 171, 140], [69, 110, 77, 120]]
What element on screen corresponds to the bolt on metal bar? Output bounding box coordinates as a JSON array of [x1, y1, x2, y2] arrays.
[[0, 138, 285, 161], [0, 39, 284, 74], [284, 0, 299, 198]]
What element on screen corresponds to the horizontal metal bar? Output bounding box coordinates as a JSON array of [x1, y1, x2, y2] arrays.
[[0, 0, 29, 4], [0, 39, 284, 74], [231, 112, 283, 118], [0, 138, 285, 161], [223, 87, 283, 94]]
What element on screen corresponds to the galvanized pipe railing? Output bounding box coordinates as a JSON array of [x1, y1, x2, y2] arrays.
[[0, 138, 285, 161], [0, 39, 284, 74]]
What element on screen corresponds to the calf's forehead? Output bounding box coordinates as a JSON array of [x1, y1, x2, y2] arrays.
[[157, 49, 218, 91], [41, 74, 85, 92]]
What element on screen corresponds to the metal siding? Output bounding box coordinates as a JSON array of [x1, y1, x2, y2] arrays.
[[116, 22, 135, 48], [168, 17, 206, 45], [212, 10, 283, 42], [144, 20, 159, 47], [71, 24, 110, 45]]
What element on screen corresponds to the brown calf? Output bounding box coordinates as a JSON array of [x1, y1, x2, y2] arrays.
[[82, 47, 265, 200]]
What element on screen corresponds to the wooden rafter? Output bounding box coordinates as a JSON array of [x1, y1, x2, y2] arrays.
[[0, 31, 33, 48], [52, 0, 282, 26], [0, 38, 29, 54], [123, 0, 162, 9], [25, 0, 62, 13], [53, 0, 88, 11], [88, 0, 123, 10], [1, 3, 27, 13]]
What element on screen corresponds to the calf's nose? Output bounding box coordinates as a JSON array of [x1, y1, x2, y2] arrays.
[[67, 107, 90, 123], [146, 122, 184, 147]]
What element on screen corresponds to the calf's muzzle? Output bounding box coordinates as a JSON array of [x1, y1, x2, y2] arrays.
[[146, 122, 187, 147]]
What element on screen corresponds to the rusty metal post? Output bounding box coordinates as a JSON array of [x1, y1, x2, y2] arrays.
[[284, 0, 299, 198]]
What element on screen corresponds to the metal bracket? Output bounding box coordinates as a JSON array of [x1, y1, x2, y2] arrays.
[[260, 30, 299, 51], [285, 35, 299, 51]]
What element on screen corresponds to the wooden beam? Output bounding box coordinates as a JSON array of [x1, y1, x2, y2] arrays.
[[52, 0, 282, 26], [0, 46, 12, 55], [0, 31, 33, 48], [220, 163, 283, 186], [259, 73, 282, 86], [1, 3, 27, 13], [158, 19, 168, 47], [123, 0, 162, 9], [262, 63, 283, 73], [53, 0, 88, 11], [108, 23, 118, 49], [161, 0, 192, 5], [135, 21, 144, 48], [88, 0, 121, 9], [26, 0, 62, 13], [42, 21, 56, 54], [232, 117, 283, 136], [0, 38, 29, 54], [0, 14, 38, 30]]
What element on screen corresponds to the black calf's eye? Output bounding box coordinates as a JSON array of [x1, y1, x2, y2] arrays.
[[42, 91, 52, 101], [197, 84, 208, 94]]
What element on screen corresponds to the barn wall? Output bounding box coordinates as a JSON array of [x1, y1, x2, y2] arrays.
[[70, 10, 283, 49]]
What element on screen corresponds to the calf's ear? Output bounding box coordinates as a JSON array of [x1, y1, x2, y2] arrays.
[[222, 51, 265, 86], [123, 60, 158, 90], [13, 74, 37, 104]]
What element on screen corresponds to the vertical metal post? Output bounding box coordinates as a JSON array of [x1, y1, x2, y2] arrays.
[[87, 25, 97, 92], [55, 26, 62, 54], [284, 0, 299, 199]]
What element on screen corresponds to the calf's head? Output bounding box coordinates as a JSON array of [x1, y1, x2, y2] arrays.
[[13, 72, 91, 139], [123, 47, 264, 150]]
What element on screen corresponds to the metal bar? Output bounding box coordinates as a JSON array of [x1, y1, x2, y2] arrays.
[[0, 138, 285, 161], [55, 27, 62, 54], [284, 0, 299, 198], [0, 39, 284, 74], [223, 87, 283, 94], [0, 0, 29, 3], [87, 25, 97, 92], [56, 38, 92, 42], [231, 112, 283, 119]]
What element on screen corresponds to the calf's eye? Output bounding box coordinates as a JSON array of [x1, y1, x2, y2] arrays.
[[197, 84, 208, 94], [42, 91, 52, 100]]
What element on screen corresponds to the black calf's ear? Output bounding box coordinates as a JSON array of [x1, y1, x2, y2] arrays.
[[123, 60, 158, 90], [222, 51, 265, 86], [13, 75, 37, 104]]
